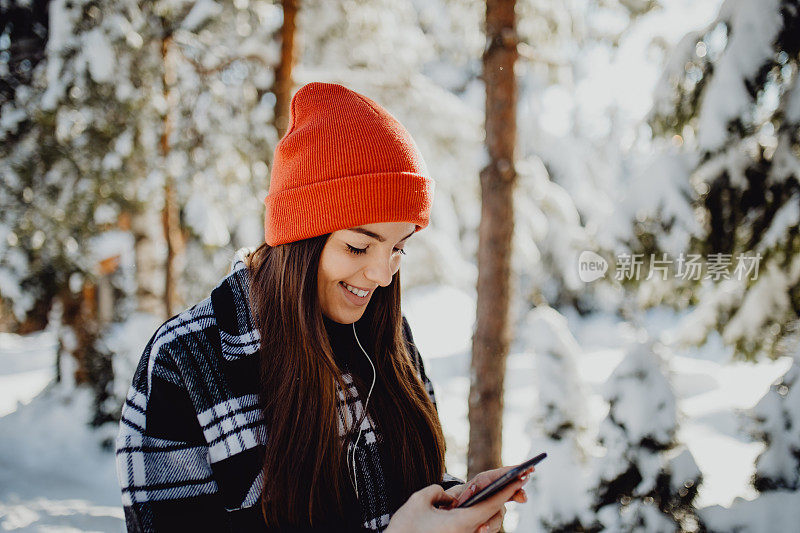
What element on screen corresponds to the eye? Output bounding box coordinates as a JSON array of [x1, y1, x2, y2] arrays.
[[346, 243, 406, 256], [346, 244, 367, 255]]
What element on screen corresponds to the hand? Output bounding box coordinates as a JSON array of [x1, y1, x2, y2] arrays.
[[445, 465, 532, 507], [385, 473, 529, 533], [443, 465, 533, 532]]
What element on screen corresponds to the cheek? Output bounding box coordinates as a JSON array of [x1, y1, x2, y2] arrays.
[[320, 251, 358, 283], [391, 263, 400, 277]]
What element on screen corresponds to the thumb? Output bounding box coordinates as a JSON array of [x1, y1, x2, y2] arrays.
[[416, 484, 457, 508]]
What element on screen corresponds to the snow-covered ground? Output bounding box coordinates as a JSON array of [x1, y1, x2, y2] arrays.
[[0, 332, 56, 418], [0, 286, 790, 531], [0, 333, 124, 532]]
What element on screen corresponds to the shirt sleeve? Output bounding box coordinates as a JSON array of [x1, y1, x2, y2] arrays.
[[400, 315, 466, 491], [115, 334, 232, 532]]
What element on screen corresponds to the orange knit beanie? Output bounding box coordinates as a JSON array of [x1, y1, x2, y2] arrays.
[[264, 82, 435, 246]]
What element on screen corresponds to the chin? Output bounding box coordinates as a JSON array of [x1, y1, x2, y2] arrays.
[[322, 308, 352, 324], [345, 310, 366, 323], [340, 308, 367, 324]]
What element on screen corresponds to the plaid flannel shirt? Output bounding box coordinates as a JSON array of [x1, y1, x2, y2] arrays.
[[116, 247, 463, 532]]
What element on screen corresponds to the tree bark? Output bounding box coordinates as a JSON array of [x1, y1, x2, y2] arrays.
[[56, 281, 114, 425], [160, 34, 184, 317], [162, 177, 183, 317], [16, 290, 54, 334], [273, 0, 299, 138], [130, 207, 167, 318], [467, 0, 519, 480]]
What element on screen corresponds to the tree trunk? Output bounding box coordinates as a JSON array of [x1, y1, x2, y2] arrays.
[[162, 177, 183, 317], [160, 34, 184, 317], [57, 281, 114, 425], [467, 0, 519, 480], [131, 207, 167, 318], [16, 267, 60, 334], [273, 0, 299, 138], [16, 291, 54, 334]]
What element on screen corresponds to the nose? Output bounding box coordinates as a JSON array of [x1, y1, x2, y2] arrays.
[[363, 253, 395, 288]]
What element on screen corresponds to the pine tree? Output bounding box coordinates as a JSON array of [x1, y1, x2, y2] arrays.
[[1, 0, 158, 424], [750, 348, 800, 491], [1, 0, 281, 425], [591, 339, 702, 532], [143, 0, 281, 309], [700, 344, 800, 530], [640, 0, 800, 358], [516, 306, 598, 532], [511, 0, 663, 312], [1, 0, 149, 329]]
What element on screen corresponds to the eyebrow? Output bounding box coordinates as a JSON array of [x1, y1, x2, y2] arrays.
[[348, 227, 416, 243]]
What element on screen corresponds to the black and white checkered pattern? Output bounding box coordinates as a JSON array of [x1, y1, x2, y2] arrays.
[[116, 247, 462, 532]]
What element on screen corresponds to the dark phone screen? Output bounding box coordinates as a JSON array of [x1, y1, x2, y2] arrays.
[[456, 452, 547, 508]]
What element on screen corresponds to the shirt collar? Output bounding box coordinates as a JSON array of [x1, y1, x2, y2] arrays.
[[210, 246, 260, 359]]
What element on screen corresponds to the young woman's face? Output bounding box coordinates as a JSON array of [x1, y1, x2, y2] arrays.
[[318, 221, 416, 324]]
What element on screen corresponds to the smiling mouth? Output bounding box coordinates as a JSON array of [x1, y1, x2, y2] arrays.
[[340, 281, 371, 298]]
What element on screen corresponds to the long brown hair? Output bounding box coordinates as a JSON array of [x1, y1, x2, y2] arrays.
[[245, 236, 446, 528]]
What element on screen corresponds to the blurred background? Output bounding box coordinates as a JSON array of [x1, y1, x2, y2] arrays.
[[1, 0, 799, 531]]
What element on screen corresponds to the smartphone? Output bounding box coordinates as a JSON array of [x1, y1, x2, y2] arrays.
[[455, 452, 547, 508]]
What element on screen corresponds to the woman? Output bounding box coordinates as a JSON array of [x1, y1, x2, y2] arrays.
[[116, 82, 532, 532]]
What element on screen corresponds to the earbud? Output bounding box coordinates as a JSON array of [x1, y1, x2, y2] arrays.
[[348, 322, 376, 500]]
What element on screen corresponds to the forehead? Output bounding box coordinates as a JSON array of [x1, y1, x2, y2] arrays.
[[337, 222, 416, 242]]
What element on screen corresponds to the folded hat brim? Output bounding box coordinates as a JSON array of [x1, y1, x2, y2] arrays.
[[264, 172, 435, 246]]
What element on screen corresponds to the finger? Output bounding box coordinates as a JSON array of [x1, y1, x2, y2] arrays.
[[445, 483, 468, 501], [457, 465, 521, 507], [458, 463, 537, 509], [434, 491, 458, 509], [510, 488, 527, 503], [517, 466, 534, 480], [459, 467, 533, 508], [489, 508, 504, 529], [482, 477, 525, 507], [475, 465, 515, 486], [466, 465, 514, 491], [462, 477, 526, 524], [454, 482, 479, 507], [475, 508, 504, 533], [416, 484, 456, 508], [476, 464, 535, 494]]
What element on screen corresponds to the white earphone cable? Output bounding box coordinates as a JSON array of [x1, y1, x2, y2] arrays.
[[348, 321, 376, 500]]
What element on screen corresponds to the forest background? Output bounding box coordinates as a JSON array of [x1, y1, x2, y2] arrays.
[[1, 0, 799, 531]]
